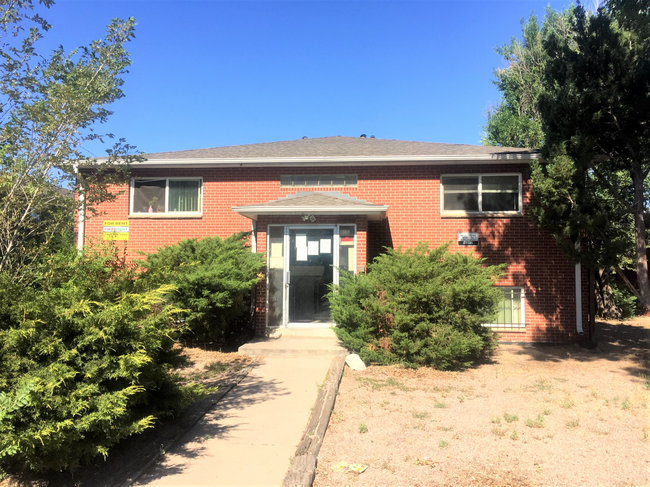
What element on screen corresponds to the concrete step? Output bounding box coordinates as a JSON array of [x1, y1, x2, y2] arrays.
[[238, 330, 348, 358], [269, 327, 338, 339]]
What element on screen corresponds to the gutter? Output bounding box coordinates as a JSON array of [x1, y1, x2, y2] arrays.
[[85, 152, 542, 170]]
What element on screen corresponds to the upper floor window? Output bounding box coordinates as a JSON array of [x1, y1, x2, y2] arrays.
[[441, 174, 521, 215], [280, 174, 358, 188], [131, 178, 202, 214]]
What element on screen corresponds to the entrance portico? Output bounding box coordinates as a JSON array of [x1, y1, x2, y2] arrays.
[[233, 192, 387, 335]]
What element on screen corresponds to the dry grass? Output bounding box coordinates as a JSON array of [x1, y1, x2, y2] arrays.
[[173, 345, 254, 384], [315, 317, 650, 487]]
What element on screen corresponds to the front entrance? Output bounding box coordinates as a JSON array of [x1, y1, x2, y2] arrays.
[[288, 228, 333, 323], [266, 224, 356, 329]]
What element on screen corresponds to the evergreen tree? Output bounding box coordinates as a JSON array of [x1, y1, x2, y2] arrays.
[[485, 1, 650, 313], [535, 0, 650, 311]]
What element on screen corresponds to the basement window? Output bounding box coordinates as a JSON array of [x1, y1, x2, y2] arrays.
[[441, 174, 521, 215], [483, 287, 527, 331], [131, 178, 202, 215]]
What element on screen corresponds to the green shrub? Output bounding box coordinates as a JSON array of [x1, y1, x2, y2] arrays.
[[611, 281, 637, 318], [328, 242, 504, 369], [0, 246, 201, 473], [140, 232, 265, 340]]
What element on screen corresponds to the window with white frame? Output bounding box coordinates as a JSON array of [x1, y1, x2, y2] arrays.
[[484, 287, 526, 330], [441, 174, 521, 214], [131, 178, 202, 214]]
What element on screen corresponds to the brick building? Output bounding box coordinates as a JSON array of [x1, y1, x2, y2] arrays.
[[79, 136, 588, 342]]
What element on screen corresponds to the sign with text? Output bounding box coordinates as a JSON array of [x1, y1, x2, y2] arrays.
[[103, 220, 129, 241], [457, 232, 479, 246]]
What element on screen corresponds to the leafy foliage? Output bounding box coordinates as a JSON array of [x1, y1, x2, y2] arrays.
[[328, 243, 503, 369], [0, 246, 201, 473], [0, 1, 143, 280], [140, 232, 265, 340], [482, 7, 573, 148]]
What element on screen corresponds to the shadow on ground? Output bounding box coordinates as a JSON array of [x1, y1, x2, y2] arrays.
[[490, 319, 650, 380], [132, 368, 290, 484]]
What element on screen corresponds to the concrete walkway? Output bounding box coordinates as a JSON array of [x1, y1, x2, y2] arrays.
[[133, 331, 346, 487]]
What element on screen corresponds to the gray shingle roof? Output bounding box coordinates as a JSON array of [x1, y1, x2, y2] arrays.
[[232, 191, 389, 221], [145, 136, 536, 160], [258, 192, 381, 208]]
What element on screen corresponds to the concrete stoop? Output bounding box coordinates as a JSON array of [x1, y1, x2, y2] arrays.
[[238, 328, 348, 358]]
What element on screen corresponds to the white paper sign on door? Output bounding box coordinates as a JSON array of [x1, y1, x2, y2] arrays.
[[320, 238, 332, 254], [296, 246, 308, 261], [296, 234, 308, 261], [307, 240, 319, 256]]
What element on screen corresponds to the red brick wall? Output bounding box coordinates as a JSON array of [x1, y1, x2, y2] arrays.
[[81, 163, 589, 343]]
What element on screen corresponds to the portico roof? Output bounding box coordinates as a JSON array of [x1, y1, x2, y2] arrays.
[[232, 192, 388, 221]]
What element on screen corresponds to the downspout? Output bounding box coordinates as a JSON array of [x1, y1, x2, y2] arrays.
[[75, 164, 85, 252], [251, 220, 257, 252], [575, 241, 584, 335]]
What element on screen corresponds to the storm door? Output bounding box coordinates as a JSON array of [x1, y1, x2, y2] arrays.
[[288, 228, 334, 323]]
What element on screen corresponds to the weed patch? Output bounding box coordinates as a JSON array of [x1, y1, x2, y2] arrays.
[[491, 427, 508, 438], [503, 413, 519, 423], [566, 419, 580, 428], [534, 379, 553, 392], [525, 415, 545, 428], [411, 409, 430, 419], [561, 396, 575, 409]]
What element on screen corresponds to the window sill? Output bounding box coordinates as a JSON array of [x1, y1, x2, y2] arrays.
[[441, 211, 523, 218], [129, 213, 202, 219], [483, 324, 527, 333]]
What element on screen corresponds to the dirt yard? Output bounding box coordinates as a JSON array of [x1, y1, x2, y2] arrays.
[[315, 319, 650, 487]]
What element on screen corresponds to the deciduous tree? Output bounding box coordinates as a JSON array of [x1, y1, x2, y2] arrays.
[[481, 7, 573, 149], [0, 0, 142, 280]]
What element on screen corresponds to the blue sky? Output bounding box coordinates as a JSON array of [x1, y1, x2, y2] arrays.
[[38, 0, 571, 156]]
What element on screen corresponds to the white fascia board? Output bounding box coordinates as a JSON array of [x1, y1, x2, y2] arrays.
[[116, 153, 541, 169], [232, 205, 388, 221]]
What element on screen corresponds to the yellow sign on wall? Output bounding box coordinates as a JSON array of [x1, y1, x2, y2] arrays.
[[103, 220, 129, 241]]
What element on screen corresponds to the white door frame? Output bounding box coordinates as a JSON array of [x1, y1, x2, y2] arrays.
[[265, 223, 357, 328]]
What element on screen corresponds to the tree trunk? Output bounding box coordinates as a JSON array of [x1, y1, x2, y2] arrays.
[[632, 168, 650, 314], [589, 268, 596, 338], [596, 268, 621, 319]]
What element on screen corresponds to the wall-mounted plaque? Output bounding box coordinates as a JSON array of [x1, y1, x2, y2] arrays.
[[457, 232, 479, 246]]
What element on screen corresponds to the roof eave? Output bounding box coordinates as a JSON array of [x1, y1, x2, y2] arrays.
[[91, 152, 541, 169]]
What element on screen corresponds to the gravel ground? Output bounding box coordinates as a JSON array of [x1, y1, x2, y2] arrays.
[[315, 318, 650, 487]]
